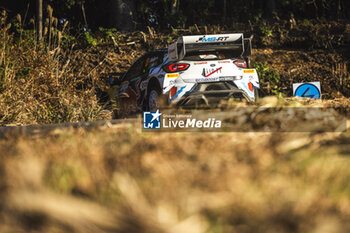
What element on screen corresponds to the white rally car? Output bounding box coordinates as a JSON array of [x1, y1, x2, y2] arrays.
[[109, 33, 260, 116]]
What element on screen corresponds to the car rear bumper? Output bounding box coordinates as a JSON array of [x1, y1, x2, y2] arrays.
[[174, 82, 254, 107]]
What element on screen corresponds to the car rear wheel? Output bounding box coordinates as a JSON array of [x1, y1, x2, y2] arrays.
[[254, 88, 260, 103], [147, 89, 160, 111]]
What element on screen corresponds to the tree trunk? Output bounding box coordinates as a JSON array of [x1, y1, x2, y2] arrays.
[[110, 0, 135, 31], [223, 0, 227, 23], [36, 0, 42, 43], [171, 0, 179, 15], [81, 3, 89, 30], [336, 0, 341, 19]]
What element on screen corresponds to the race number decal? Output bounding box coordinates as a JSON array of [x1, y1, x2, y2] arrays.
[[202, 67, 222, 77]]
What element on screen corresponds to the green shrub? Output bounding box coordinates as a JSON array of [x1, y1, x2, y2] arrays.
[[60, 32, 77, 49], [258, 22, 273, 46], [98, 27, 117, 42], [254, 62, 282, 96], [81, 31, 98, 47]]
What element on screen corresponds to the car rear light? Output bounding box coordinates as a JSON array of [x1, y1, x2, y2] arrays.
[[170, 86, 177, 98], [163, 63, 190, 73], [233, 60, 247, 68]]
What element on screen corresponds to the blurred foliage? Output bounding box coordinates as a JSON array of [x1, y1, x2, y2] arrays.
[[1, 120, 350, 232], [1, 0, 350, 31], [135, 0, 350, 29], [44, 160, 92, 194], [254, 62, 282, 96]]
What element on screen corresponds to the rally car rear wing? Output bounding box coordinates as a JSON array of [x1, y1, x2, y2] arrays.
[[168, 33, 253, 61]]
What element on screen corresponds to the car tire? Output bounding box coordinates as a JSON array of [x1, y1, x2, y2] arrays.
[[146, 88, 160, 111], [254, 88, 260, 103]]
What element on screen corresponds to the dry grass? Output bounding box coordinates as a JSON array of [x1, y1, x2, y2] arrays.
[[0, 124, 349, 233], [1, 9, 349, 126], [0, 11, 106, 125]]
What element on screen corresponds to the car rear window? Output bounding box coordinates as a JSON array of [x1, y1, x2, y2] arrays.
[[184, 50, 241, 61]]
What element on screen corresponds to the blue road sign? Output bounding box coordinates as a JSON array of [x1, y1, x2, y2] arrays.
[[295, 83, 321, 99]]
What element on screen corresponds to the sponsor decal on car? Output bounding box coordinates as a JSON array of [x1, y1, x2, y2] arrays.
[[243, 69, 255, 73], [166, 73, 180, 78], [194, 62, 208, 65], [196, 36, 229, 42], [171, 86, 186, 100], [196, 77, 220, 83], [202, 67, 223, 77], [195, 76, 240, 83], [219, 76, 238, 81]]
